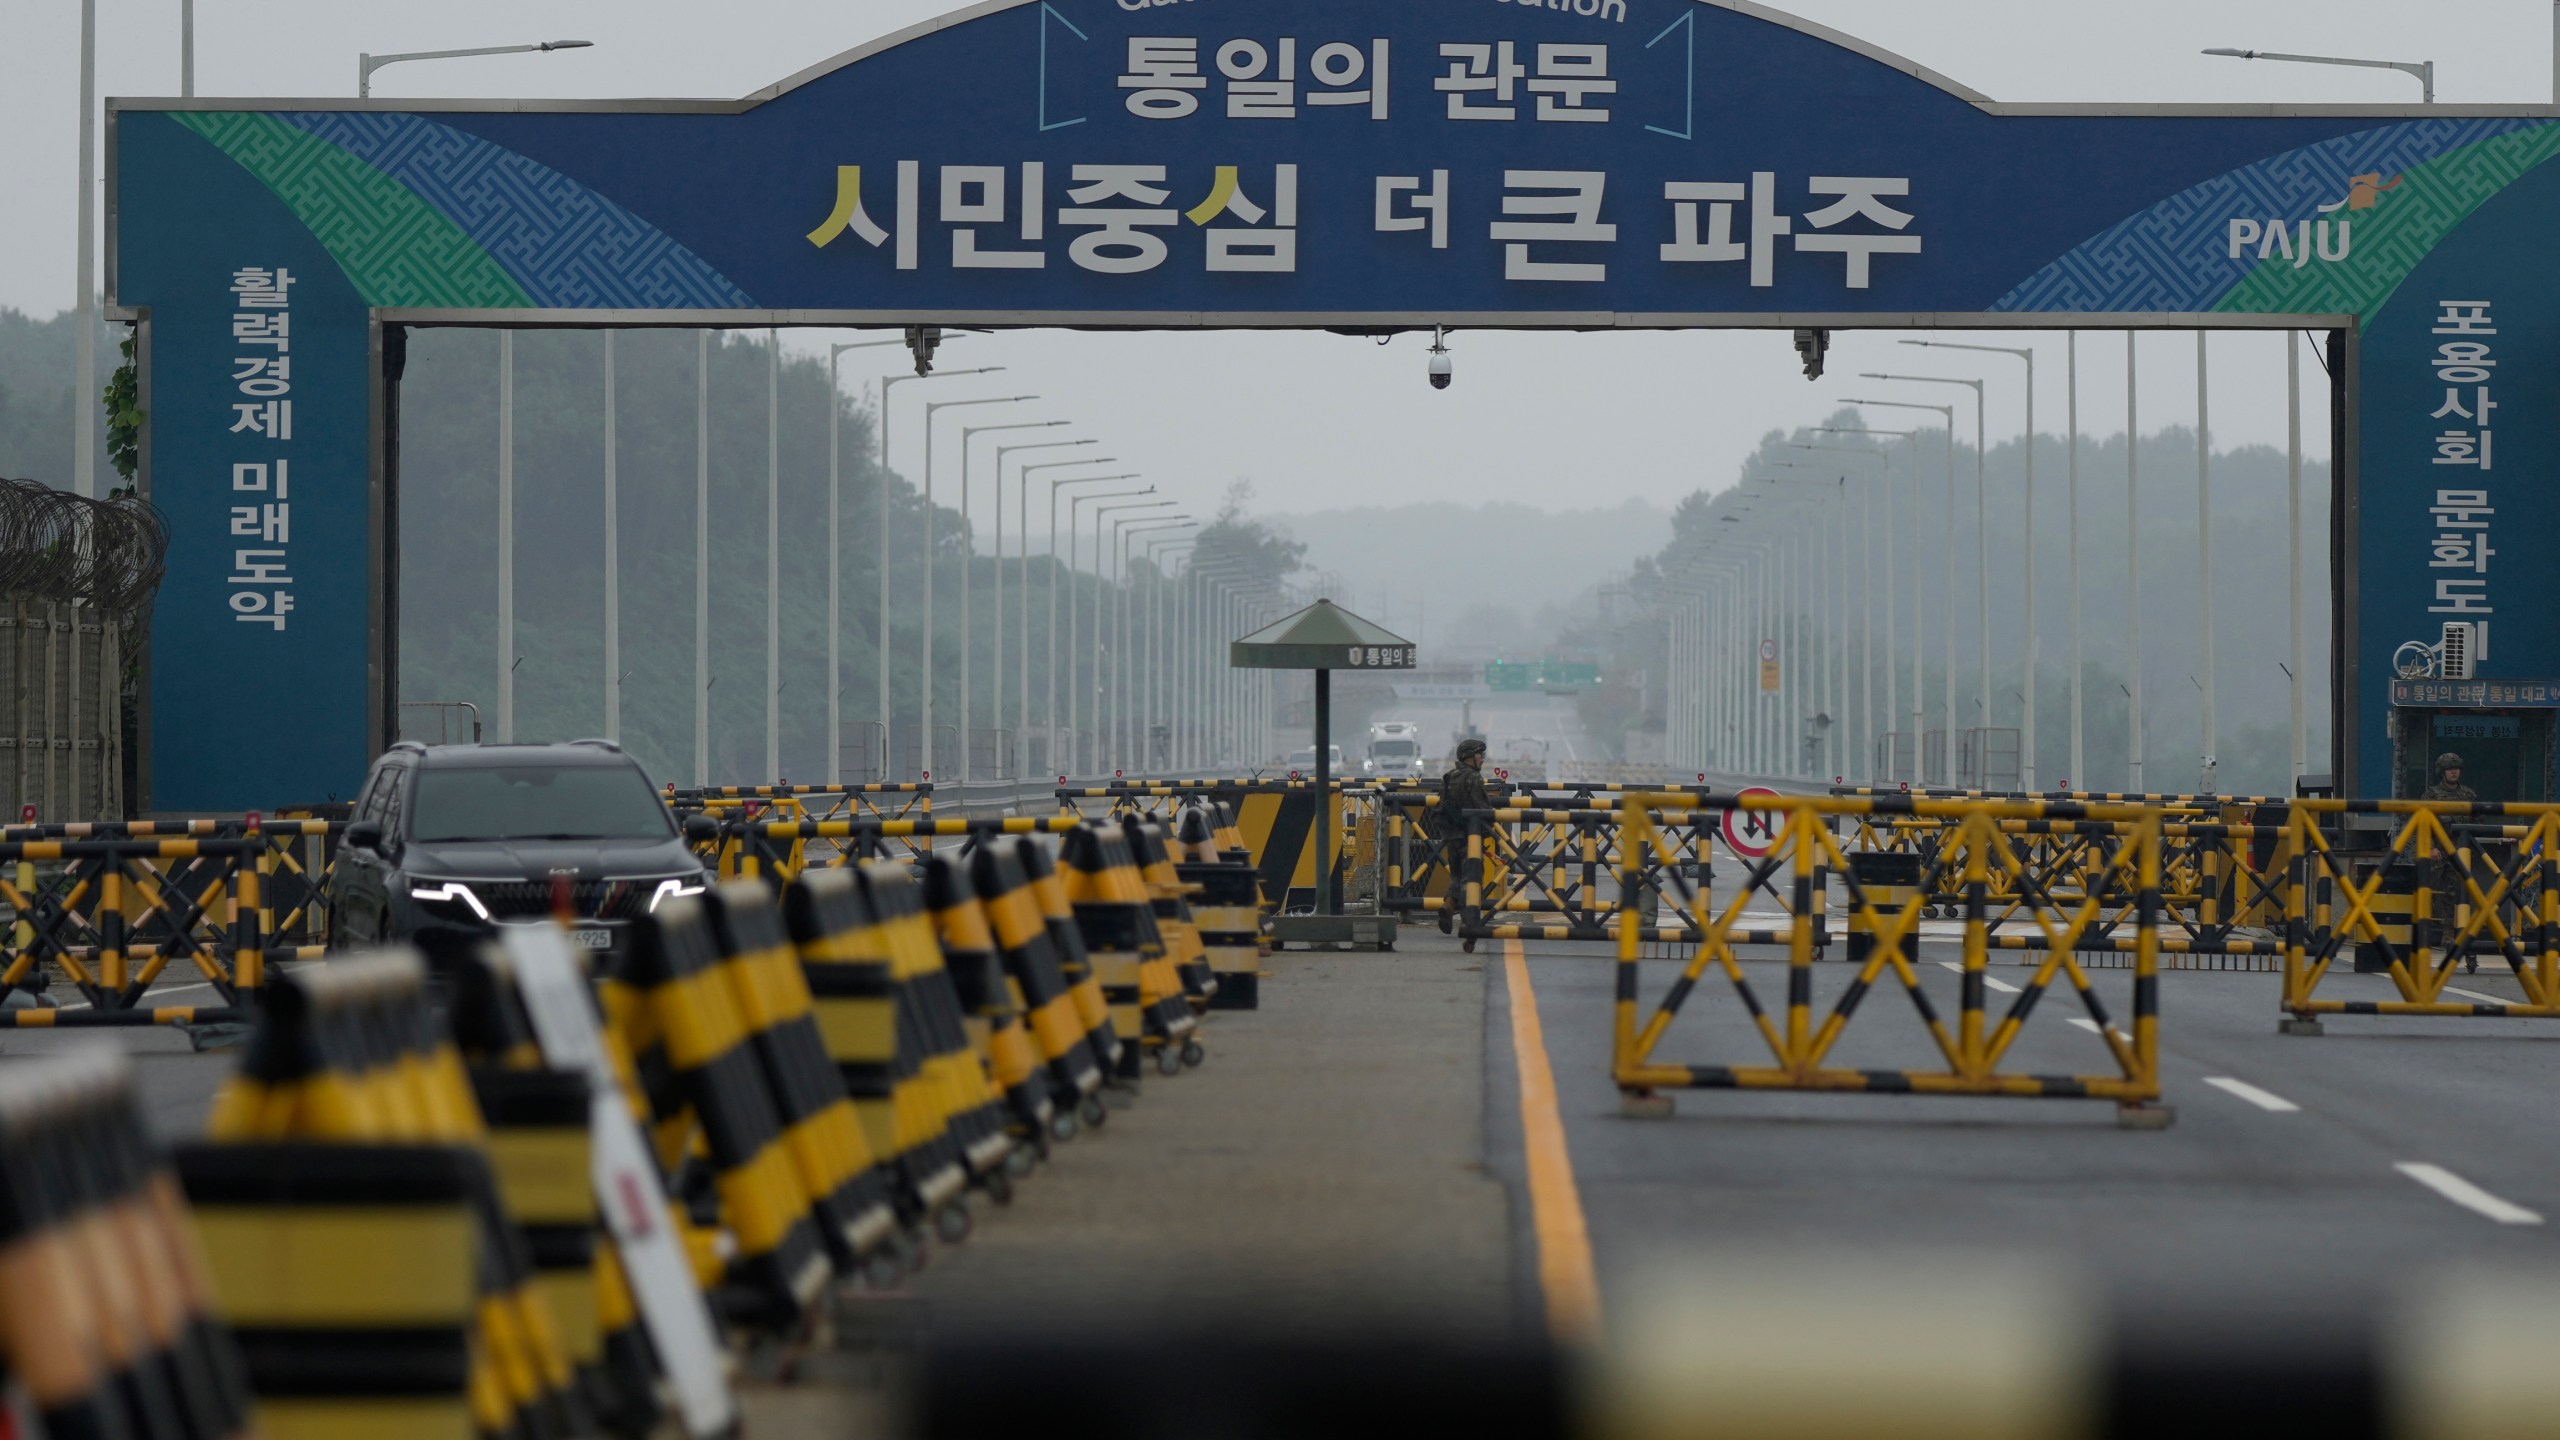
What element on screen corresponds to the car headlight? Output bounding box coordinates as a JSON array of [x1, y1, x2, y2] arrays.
[[648, 877, 708, 912], [410, 881, 491, 920]]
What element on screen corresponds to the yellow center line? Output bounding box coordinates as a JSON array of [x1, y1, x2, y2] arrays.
[[1503, 938, 1602, 1345]]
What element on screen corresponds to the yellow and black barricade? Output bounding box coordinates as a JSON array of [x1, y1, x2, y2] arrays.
[[1122, 816, 1220, 1021], [1177, 804, 1264, 1010], [470, 1067, 610, 1425], [179, 1139, 479, 1440], [971, 842, 1105, 1140], [702, 881, 901, 1274], [1064, 825, 1196, 1078], [780, 868, 968, 1235], [622, 900, 832, 1329], [922, 856, 1055, 1164], [0, 1049, 257, 1440], [2279, 801, 2560, 1031], [1012, 836, 1125, 1109], [1611, 792, 2171, 1126], [202, 952, 590, 1439], [857, 861, 1017, 1220]]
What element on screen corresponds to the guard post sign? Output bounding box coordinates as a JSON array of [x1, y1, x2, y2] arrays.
[[108, 0, 2560, 806]]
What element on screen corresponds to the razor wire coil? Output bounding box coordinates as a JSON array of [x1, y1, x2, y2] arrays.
[[0, 478, 169, 620]]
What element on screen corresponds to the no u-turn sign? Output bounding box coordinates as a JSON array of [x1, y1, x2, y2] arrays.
[[1722, 787, 1784, 858]]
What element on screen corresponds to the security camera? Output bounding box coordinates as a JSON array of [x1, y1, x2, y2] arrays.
[[1427, 326, 1452, 390]]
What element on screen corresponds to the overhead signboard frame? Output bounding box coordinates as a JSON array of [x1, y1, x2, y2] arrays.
[[108, 0, 2560, 807]]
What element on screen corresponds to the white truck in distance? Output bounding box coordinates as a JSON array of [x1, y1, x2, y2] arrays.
[[1368, 722, 1428, 779]]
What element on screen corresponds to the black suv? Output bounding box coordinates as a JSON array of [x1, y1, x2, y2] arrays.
[[329, 739, 711, 957]]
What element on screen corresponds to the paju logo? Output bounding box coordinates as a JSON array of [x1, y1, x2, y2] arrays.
[[2225, 172, 2400, 269]]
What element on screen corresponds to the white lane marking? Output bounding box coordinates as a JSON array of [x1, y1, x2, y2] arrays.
[[41, 980, 219, 1015], [2202, 1076, 2300, 1113], [1936, 960, 2018, 993], [2066, 1017, 2131, 1042], [2445, 985, 2524, 1008], [2396, 1163, 2544, 1225]]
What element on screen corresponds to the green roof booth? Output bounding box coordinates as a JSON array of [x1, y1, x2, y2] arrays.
[[1231, 599, 1414, 950]]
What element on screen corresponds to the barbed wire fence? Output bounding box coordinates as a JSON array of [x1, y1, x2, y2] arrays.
[[0, 479, 169, 820], [0, 478, 170, 622]]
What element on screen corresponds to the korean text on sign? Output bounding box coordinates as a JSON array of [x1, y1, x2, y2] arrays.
[[2425, 300, 2497, 653], [226, 267, 295, 631]]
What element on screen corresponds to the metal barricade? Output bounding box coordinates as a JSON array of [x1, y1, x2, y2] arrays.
[[2279, 800, 2560, 1031], [1609, 792, 2171, 1126]]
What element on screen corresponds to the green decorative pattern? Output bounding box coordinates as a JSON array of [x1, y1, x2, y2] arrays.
[[171, 111, 532, 309], [2216, 124, 2560, 319]]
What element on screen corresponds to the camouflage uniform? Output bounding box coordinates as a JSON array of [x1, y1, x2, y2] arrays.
[[2423, 753, 2478, 969], [1436, 743, 1495, 945]]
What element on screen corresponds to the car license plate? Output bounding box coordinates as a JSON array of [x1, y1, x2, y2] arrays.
[[569, 926, 614, 951]]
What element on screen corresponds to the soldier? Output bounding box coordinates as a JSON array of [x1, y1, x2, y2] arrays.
[[1436, 737, 1494, 952], [2423, 752, 2478, 973]]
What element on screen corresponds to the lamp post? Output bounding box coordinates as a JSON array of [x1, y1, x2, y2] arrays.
[[1794, 442, 1889, 781], [1762, 466, 1847, 776], [1738, 475, 1839, 777], [1901, 339, 2038, 791], [989, 439, 1097, 778], [1034, 466, 1131, 771], [1814, 427, 1915, 781], [2198, 333, 2216, 791], [955, 419, 1066, 779], [1084, 499, 1173, 772], [2127, 333, 2144, 792], [1840, 397, 1955, 782], [1143, 537, 1199, 769], [2201, 46, 2433, 102], [918, 395, 1037, 779], [1860, 372, 1988, 781], [1117, 519, 1195, 769], [1063, 486, 1157, 772], [824, 334, 916, 782], [359, 39, 593, 96], [74, 0, 97, 499], [879, 366, 1002, 776]]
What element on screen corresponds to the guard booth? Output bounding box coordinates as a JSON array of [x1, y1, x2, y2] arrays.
[[1231, 599, 1413, 951], [2388, 680, 2559, 801]]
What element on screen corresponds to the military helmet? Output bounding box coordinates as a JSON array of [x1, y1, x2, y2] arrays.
[[1456, 737, 1488, 761], [2436, 751, 2465, 774]]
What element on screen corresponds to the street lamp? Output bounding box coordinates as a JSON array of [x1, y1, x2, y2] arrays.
[[1814, 426, 1916, 782], [916, 394, 1036, 778], [1116, 518, 1195, 769], [823, 333, 941, 782], [1901, 338, 2038, 791], [1081, 499, 1173, 772], [1797, 438, 1904, 783], [1141, 537, 1199, 770], [1860, 371, 1992, 781], [1838, 397, 1959, 783], [876, 363, 1001, 775], [2201, 46, 2432, 102], [1049, 476, 1141, 773], [359, 39, 594, 97], [990, 440, 1097, 777], [956, 419, 1068, 779], [1749, 470, 1843, 778], [1027, 464, 1126, 773]]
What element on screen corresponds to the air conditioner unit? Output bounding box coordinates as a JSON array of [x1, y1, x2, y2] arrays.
[[2440, 621, 2474, 679]]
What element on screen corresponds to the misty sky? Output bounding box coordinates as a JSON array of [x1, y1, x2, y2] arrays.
[[8, 0, 2541, 516]]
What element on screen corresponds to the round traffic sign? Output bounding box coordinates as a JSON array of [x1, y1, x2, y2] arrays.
[[1758, 637, 1778, 663], [1722, 787, 1783, 857]]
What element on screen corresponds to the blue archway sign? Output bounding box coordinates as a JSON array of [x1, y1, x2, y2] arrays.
[[111, 0, 2560, 807]]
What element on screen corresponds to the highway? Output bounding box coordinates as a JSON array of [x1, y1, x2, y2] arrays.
[[17, 905, 2555, 1336], [1499, 925, 2560, 1335]]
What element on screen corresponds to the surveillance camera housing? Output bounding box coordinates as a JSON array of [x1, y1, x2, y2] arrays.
[[1428, 350, 1453, 390]]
